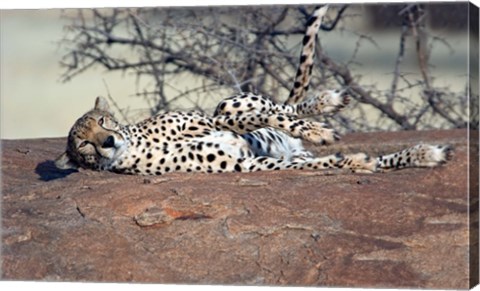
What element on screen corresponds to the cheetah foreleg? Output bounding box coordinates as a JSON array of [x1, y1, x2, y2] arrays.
[[213, 113, 339, 145]]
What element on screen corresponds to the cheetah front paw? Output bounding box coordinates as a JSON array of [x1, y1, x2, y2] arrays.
[[311, 89, 350, 114], [320, 89, 350, 114], [302, 123, 340, 145], [296, 89, 350, 117]]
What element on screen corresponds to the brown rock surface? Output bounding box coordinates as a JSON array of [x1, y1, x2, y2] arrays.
[[1, 129, 478, 288]]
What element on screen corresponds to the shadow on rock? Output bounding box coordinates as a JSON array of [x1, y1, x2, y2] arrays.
[[35, 160, 77, 181]]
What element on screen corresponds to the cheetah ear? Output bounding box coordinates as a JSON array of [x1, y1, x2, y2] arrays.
[[55, 152, 78, 170], [94, 96, 111, 113]]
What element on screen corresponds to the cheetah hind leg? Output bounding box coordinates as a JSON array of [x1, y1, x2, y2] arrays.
[[242, 153, 345, 172], [242, 144, 452, 173], [337, 152, 379, 173]]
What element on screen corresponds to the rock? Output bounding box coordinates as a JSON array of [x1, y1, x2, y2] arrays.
[[1, 129, 478, 288]]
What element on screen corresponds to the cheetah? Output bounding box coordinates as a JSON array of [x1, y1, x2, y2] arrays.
[[55, 6, 452, 175]]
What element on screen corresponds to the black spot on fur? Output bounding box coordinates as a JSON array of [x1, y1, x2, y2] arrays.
[[220, 161, 227, 169], [257, 157, 267, 163], [207, 154, 216, 163], [300, 54, 307, 63], [306, 16, 318, 26], [302, 34, 311, 45], [295, 69, 303, 78]]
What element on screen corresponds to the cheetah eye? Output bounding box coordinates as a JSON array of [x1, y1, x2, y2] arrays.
[[78, 141, 89, 148], [98, 117, 105, 126]]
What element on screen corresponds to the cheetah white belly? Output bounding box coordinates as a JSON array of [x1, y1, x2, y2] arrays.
[[243, 128, 314, 162], [193, 130, 253, 159]]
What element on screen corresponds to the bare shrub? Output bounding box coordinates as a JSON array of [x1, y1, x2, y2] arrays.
[[59, 4, 473, 132]]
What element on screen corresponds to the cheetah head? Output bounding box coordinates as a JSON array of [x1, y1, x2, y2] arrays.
[[55, 96, 127, 170]]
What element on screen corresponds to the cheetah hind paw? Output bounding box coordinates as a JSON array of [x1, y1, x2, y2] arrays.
[[416, 144, 454, 167]]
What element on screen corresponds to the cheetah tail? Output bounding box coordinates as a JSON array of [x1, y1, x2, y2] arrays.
[[285, 5, 329, 106]]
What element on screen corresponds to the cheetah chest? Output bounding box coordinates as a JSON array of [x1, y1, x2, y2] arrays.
[[109, 128, 253, 175]]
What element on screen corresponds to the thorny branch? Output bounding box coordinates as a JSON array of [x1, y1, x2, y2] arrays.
[[405, 5, 466, 128], [387, 16, 408, 105], [59, 5, 470, 132]]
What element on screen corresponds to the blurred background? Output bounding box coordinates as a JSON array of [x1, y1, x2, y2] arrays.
[[1, 3, 477, 139]]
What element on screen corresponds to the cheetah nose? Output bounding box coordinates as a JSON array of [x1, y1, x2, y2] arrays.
[[102, 135, 115, 148]]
